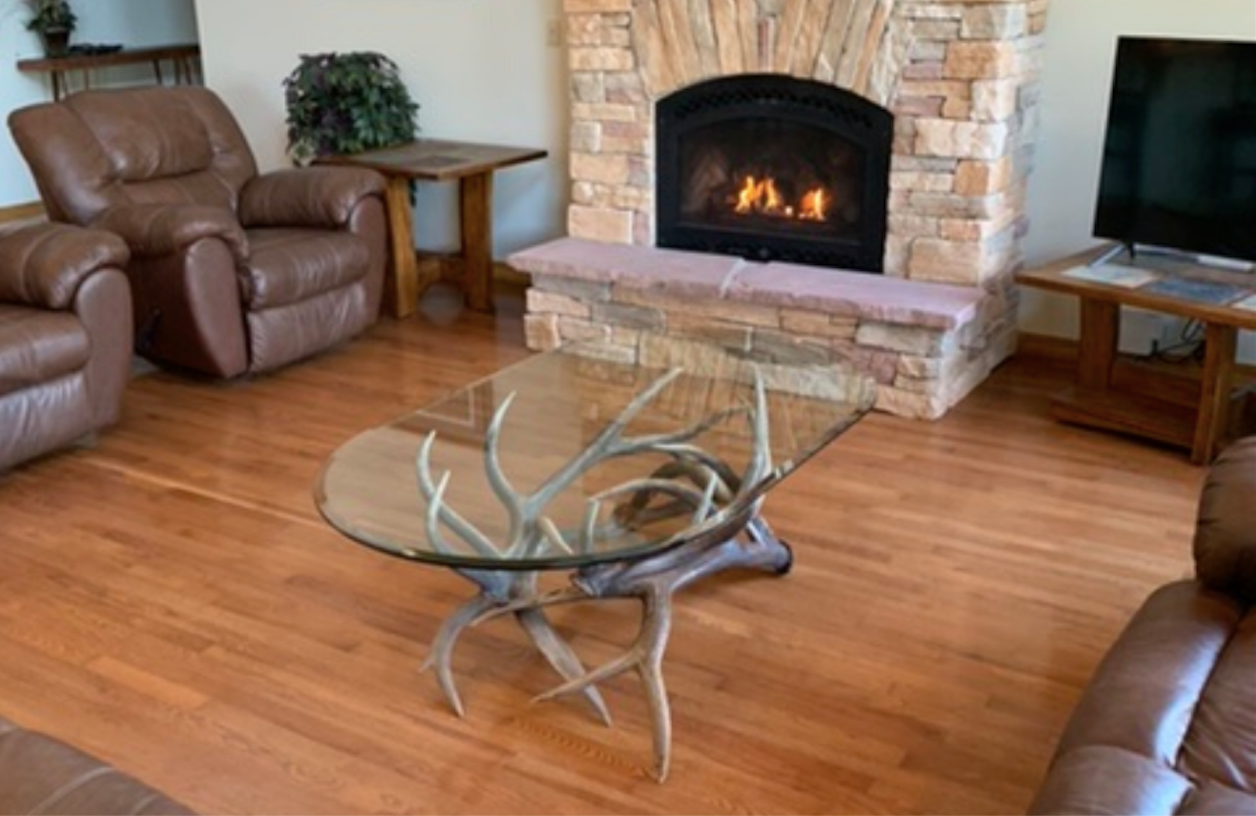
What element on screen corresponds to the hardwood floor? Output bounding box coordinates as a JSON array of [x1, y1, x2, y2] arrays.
[[0, 282, 1206, 814]]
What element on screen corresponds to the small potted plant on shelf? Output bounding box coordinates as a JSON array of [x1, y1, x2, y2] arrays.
[[24, 0, 77, 57], [282, 51, 420, 166]]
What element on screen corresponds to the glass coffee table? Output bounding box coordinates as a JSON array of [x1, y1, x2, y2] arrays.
[[315, 336, 876, 780]]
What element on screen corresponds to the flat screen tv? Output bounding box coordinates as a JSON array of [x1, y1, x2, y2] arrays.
[[1094, 36, 1256, 264]]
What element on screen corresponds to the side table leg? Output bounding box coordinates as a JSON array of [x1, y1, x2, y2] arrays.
[[459, 173, 495, 314], [1193, 323, 1237, 464], [1077, 298, 1119, 391], [383, 177, 423, 319]]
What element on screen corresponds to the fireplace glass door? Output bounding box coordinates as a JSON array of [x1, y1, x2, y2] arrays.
[[656, 74, 892, 273]]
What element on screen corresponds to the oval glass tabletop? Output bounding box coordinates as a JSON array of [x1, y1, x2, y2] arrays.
[[315, 337, 877, 570]]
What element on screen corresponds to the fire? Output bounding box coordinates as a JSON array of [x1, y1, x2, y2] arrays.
[[735, 176, 785, 214], [732, 175, 828, 222], [799, 187, 828, 221]]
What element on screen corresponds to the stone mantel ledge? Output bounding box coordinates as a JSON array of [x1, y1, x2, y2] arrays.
[[509, 238, 982, 330]]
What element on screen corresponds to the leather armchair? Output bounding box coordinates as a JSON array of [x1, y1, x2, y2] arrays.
[[8, 86, 387, 378], [0, 223, 132, 473], [1030, 437, 1256, 815]]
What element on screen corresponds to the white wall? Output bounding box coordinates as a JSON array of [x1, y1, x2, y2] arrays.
[[12, 0, 1256, 339], [0, 0, 199, 206], [1022, 0, 1256, 346], [193, 0, 567, 257]]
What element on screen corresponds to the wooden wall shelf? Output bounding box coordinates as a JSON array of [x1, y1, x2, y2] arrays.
[[16, 43, 200, 100]]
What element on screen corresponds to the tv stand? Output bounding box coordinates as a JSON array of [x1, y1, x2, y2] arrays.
[[1019, 244, 1256, 464]]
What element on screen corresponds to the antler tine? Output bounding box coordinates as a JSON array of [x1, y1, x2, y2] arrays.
[[695, 470, 719, 523], [618, 405, 748, 455], [470, 585, 590, 625], [739, 367, 773, 492], [523, 368, 684, 518], [416, 432, 504, 560], [614, 367, 684, 433], [592, 477, 710, 507], [484, 391, 526, 546], [537, 516, 575, 556], [647, 451, 739, 501], [579, 499, 601, 554], [423, 471, 457, 556]]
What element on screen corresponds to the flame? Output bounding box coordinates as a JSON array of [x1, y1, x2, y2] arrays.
[[799, 187, 828, 221], [734, 175, 760, 214], [763, 178, 784, 212], [732, 176, 828, 222]]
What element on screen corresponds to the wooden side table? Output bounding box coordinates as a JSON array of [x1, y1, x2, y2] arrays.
[[1018, 246, 1256, 464], [318, 139, 547, 318]]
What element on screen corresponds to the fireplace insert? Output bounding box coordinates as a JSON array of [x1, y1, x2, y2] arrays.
[[656, 74, 893, 273]]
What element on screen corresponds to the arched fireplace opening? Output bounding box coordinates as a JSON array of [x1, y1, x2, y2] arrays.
[[655, 73, 893, 273]]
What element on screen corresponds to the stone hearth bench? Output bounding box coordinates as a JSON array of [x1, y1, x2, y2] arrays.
[[509, 238, 1012, 419]]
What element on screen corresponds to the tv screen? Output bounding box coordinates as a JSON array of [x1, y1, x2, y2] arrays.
[[1094, 37, 1256, 263]]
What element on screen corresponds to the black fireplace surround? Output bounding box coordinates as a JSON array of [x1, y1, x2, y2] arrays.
[[656, 74, 893, 273]]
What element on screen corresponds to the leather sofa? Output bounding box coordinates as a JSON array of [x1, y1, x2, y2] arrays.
[[8, 86, 387, 379], [0, 223, 132, 473], [0, 715, 190, 814], [1030, 436, 1256, 815]]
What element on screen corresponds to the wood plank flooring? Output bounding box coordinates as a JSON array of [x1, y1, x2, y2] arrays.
[[0, 283, 1206, 814]]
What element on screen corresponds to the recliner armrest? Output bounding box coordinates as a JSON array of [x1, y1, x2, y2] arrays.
[[91, 204, 248, 263], [1194, 436, 1256, 604], [0, 222, 129, 310], [239, 167, 386, 230]]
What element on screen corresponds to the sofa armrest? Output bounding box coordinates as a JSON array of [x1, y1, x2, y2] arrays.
[[0, 223, 129, 310], [91, 204, 248, 263], [238, 167, 385, 230], [1193, 436, 1256, 603]]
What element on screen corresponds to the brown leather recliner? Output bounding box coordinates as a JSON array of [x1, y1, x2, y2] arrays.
[[8, 86, 387, 379], [0, 223, 132, 473], [1030, 436, 1256, 815]]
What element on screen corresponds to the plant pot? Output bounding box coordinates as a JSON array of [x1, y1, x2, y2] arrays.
[[40, 28, 71, 57]]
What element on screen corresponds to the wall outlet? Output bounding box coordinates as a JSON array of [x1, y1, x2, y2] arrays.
[[1155, 315, 1193, 354], [1118, 307, 1174, 356]]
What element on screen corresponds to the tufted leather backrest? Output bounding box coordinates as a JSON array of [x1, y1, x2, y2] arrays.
[[8, 87, 258, 226]]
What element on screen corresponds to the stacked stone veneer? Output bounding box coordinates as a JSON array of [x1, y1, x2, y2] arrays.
[[520, 0, 1050, 418], [511, 239, 987, 418]]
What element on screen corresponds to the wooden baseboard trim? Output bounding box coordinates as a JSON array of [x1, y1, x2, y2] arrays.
[[1015, 333, 1078, 365], [1017, 331, 1256, 381]]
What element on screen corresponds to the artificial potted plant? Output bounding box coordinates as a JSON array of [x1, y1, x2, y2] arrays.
[[24, 0, 76, 56], [282, 51, 420, 165]]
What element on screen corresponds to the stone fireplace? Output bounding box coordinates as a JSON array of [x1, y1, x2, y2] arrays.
[[510, 0, 1050, 419]]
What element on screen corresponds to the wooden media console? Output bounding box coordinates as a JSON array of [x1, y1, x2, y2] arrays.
[[1019, 246, 1256, 464]]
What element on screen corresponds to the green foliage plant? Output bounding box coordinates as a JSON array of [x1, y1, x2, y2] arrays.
[[283, 51, 420, 165], [24, 0, 76, 33]]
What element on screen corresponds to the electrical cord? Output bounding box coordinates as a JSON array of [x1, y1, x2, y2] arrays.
[[1153, 318, 1205, 363]]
